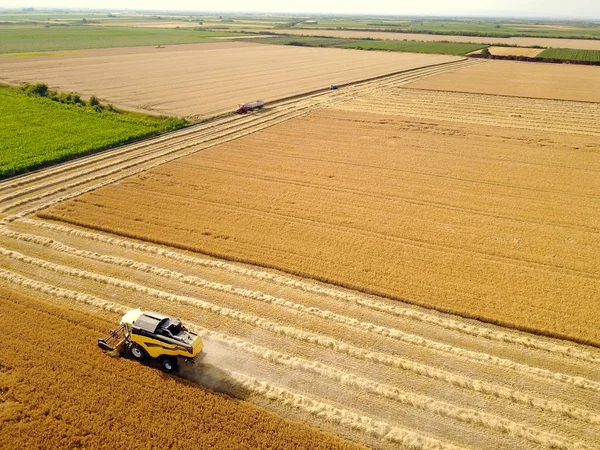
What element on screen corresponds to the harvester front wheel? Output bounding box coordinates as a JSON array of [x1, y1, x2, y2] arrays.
[[129, 343, 146, 360], [161, 356, 178, 373]]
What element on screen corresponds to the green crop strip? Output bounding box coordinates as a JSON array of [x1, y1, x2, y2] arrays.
[[0, 85, 188, 179]]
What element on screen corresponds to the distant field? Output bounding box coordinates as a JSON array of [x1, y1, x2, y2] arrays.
[[259, 29, 600, 50], [405, 60, 600, 103], [0, 85, 186, 178], [0, 26, 237, 53], [293, 18, 600, 39], [250, 35, 485, 55], [0, 42, 460, 119], [537, 47, 600, 61]]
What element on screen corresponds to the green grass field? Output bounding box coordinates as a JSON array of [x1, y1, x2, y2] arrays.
[[338, 39, 485, 55], [0, 26, 238, 53], [537, 48, 600, 61], [246, 35, 485, 55], [0, 85, 187, 178]]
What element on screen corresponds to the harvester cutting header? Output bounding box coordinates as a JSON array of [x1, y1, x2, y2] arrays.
[[98, 309, 204, 373]]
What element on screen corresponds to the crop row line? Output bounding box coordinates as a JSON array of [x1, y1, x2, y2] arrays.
[[4, 225, 597, 394], [1, 245, 597, 425], [18, 217, 600, 365], [195, 329, 586, 449]]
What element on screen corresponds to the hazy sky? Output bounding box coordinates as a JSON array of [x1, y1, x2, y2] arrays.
[[2, 0, 599, 19]]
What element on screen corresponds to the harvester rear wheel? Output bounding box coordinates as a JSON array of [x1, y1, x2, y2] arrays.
[[129, 343, 146, 360], [161, 356, 178, 373]]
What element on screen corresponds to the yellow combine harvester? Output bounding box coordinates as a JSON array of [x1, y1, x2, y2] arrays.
[[98, 309, 204, 373]]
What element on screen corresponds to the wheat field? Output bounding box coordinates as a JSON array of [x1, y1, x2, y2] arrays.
[[0, 41, 460, 119], [2, 59, 600, 449], [41, 95, 600, 345]]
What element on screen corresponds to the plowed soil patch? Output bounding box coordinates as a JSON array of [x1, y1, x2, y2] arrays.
[[0, 287, 361, 450], [405, 59, 600, 102], [0, 41, 459, 119], [41, 107, 600, 345]]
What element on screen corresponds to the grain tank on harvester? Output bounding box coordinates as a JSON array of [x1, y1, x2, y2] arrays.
[[98, 309, 204, 373]]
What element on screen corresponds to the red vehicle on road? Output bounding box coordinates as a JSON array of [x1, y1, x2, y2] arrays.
[[237, 100, 265, 114]]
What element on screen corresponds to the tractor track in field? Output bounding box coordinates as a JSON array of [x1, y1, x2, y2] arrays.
[[3, 57, 599, 449]]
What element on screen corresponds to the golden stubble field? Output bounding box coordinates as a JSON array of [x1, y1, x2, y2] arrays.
[[0, 41, 460, 119], [2, 59, 600, 449], [405, 59, 600, 102]]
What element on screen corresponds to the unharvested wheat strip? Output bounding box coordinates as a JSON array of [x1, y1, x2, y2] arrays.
[[112, 195, 600, 282], [19, 217, 600, 365], [1, 246, 598, 425], [195, 328, 587, 449], [221, 370, 466, 450], [7, 226, 598, 393]]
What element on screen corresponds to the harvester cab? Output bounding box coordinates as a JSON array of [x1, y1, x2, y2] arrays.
[[98, 308, 204, 373]]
